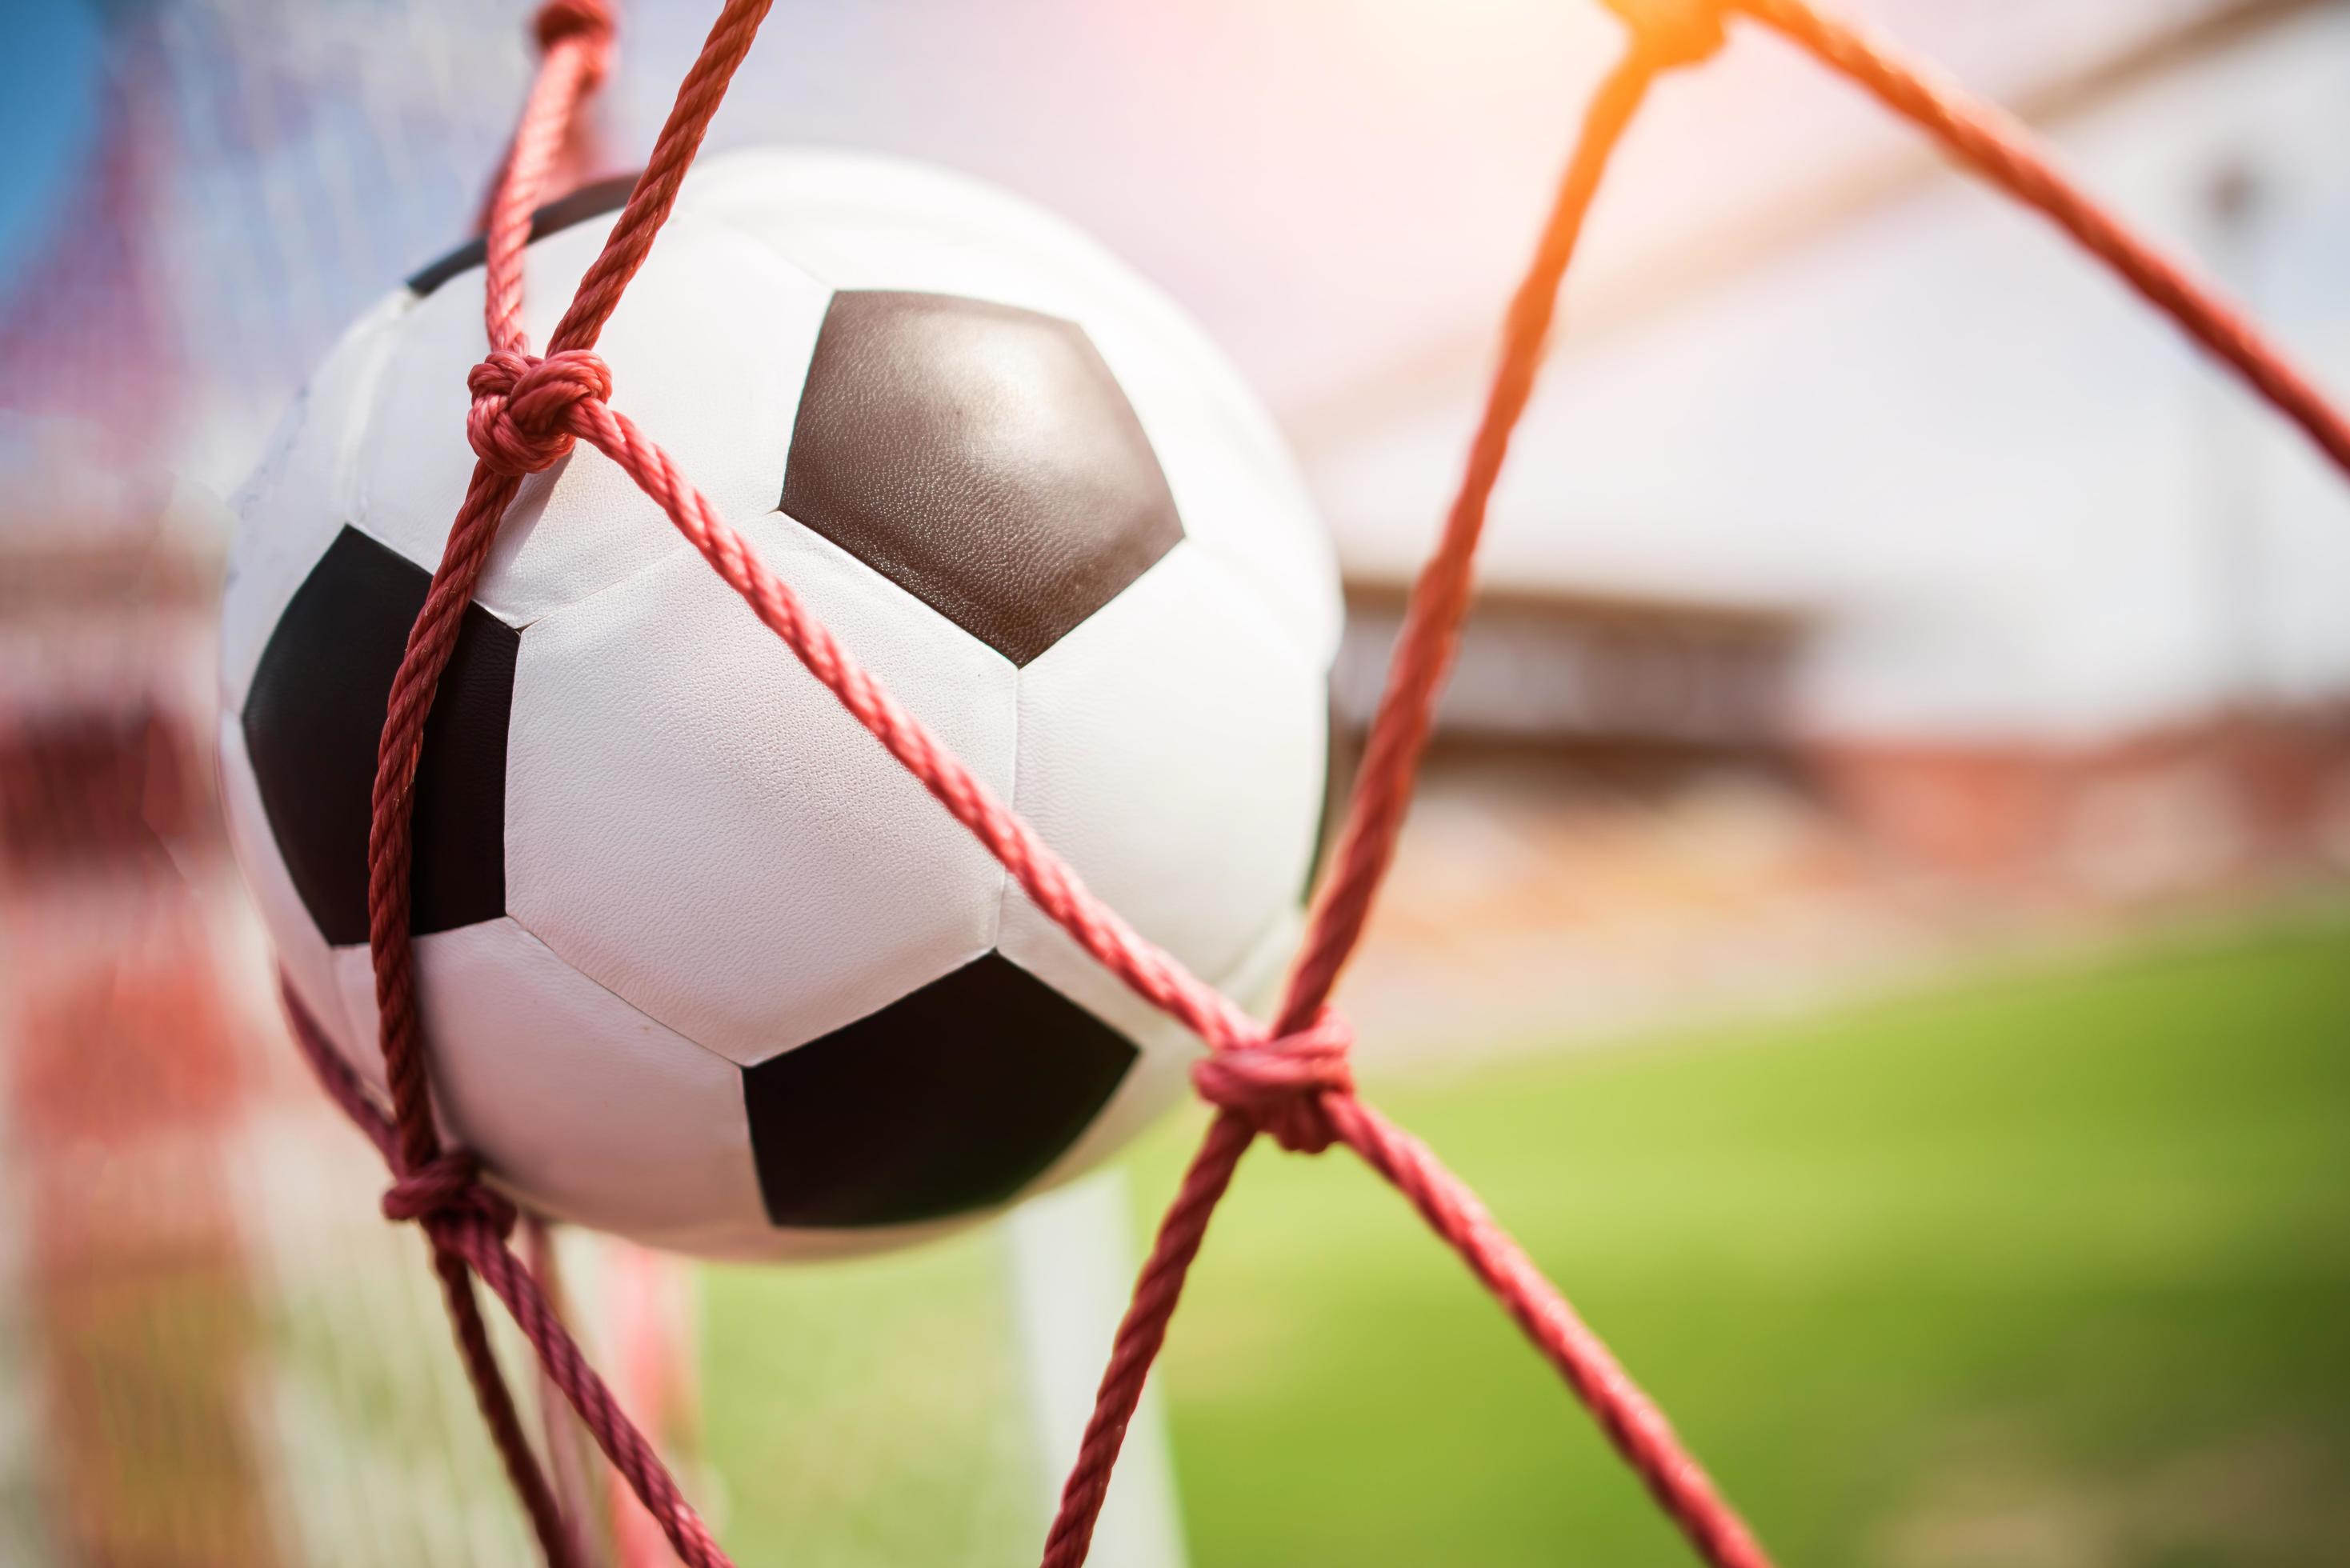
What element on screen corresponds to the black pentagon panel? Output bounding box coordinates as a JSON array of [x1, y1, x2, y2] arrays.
[[743, 952, 1138, 1228], [242, 526, 515, 946], [406, 171, 642, 298], [780, 290, 1183, 666]]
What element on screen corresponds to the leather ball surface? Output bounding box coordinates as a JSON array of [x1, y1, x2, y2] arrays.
[[218, 149, 1341, 1259]]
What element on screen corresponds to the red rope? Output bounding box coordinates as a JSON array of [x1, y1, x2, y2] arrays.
[[356, 6, 745, 1567], [1733, 0, 2350, 482], [1037, 42, 1776, 1568], [284, 986, 731, 1568], [297, 1, 2350, 1566], [352, 16, 621, 1559]]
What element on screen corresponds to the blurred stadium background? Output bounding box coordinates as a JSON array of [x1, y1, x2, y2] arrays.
[[2, 0, 2348, 1564]]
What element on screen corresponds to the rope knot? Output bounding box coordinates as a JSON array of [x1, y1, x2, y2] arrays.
[[382, 1150, 519, 1239], [466, 347, 611, 477], [534, 0, 617, 86], [1191, 1006, 1357, 1154], [1598, 0, 1727, 68]]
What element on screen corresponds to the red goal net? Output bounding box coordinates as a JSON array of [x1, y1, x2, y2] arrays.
[[261, 2, 2350, 1566]]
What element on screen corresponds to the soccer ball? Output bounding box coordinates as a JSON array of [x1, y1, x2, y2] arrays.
[[219, 149, 1340, 1260]]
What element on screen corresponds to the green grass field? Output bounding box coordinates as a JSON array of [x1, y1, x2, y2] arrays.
[[705, 914, 2350, 1566]]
